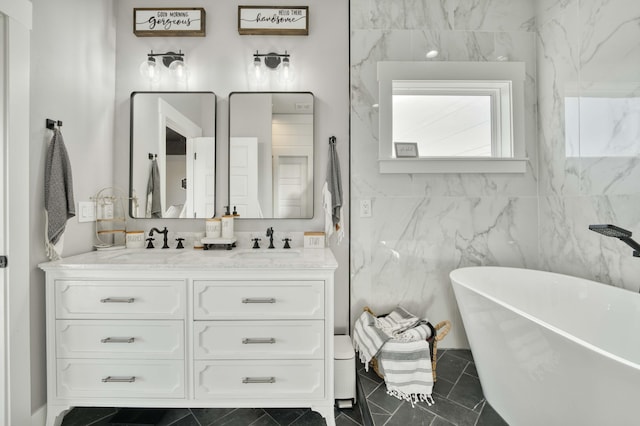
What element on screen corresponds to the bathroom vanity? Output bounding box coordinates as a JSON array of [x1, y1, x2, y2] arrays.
[[39, 248, 337, 426]]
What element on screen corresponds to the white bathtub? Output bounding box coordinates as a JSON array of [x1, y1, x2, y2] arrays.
[[450, 266, 640, 426]]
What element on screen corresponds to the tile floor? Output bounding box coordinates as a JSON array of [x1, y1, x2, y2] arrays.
[[357, 349, 508, 426], [59, 349, 508, 426]]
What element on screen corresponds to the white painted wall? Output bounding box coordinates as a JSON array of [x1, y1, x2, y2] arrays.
[[29, 0, 116, 415], [114, 0, 351, 332]]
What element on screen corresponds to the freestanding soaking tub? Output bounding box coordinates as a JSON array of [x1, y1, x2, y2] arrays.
[[450, 267, 640, 426]]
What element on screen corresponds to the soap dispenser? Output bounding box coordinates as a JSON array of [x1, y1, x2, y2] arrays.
[[221, 206, 234, 239]]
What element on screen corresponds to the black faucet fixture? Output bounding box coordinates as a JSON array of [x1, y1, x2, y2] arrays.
[[149, 227, 170, 249], [589, 224, 640, 257], [266, 227, 275, 249], [252, 237, 261, 249], [282, 238, 291, 249]]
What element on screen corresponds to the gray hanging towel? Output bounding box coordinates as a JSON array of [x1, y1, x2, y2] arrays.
[[326, 136, 343, 227], [146, 158, 162, 218], [44, 128, 75, 252]]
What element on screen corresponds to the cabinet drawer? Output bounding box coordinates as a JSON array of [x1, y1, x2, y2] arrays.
[[195, 360, 323, 400], [55, 280, 185, 319], [56, 320, 184, 359], [193, 281, 324, 320], [56, 359, 184, 399], [194, 320, 324, 360]]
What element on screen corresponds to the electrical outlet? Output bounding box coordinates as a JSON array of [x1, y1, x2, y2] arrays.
[[360, 199, 372, 217], [78, 201, 96, 223]]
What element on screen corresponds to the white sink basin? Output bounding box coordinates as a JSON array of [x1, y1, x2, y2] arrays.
[[109, 250, 181, 263], [233, 249, 301, 260]]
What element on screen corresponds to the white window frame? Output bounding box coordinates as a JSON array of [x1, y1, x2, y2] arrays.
[[378, 61, 527, 173]]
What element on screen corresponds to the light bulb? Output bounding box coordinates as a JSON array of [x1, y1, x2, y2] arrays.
[[253, 56, 262, 80], [282, 58, 290, 81], [169, 58, 188, 82], [139, 57, 160, 83]]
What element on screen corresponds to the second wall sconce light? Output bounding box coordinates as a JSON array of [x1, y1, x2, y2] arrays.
[[140, 50, 189, 83], [252, 50, 292, 82]]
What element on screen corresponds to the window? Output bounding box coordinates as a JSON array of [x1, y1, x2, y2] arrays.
[[378, 61, 527, 173]]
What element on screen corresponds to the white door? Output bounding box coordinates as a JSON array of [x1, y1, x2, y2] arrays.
[[0, 13, 6, 425], [229, 137, 261, 217], [157, 98, 202, 217], [1, 1, 32, 424], [186, 137, 216, 218], [273, 155, 309, 218]]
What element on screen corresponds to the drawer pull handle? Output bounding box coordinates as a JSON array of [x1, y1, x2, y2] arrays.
[[101, 337, 135, 344], [242, 377, 275, 384], [241, 297, 275, 304], [242, 338, 276, 344], [102, 376, 136, 383], [100, 297, 135, 303]]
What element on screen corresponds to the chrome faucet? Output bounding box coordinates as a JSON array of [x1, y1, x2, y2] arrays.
[[149, 227, 169, 249], [266, 227, 275, 249]]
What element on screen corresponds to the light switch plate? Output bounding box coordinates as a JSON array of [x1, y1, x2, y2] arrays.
[[78, 201, 96, 223]]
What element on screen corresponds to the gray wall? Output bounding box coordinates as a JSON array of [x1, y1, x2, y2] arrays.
[[28, 0, 349, 416], [29, 0, 117, 412]]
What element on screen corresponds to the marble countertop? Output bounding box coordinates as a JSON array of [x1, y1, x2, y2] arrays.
[[39, 247, 338, 271]]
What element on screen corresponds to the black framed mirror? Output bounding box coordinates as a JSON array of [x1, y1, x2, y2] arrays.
[[228, 92, 314, 219], [129, 91, 216, 219]]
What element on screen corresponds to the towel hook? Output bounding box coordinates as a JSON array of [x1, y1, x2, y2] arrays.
[[329, 136, 336, 145], [148, 153, 157, 160], [46, 119, 63, 130]]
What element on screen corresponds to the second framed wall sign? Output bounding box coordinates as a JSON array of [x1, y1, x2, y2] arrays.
[[238, 6, 309, 35]]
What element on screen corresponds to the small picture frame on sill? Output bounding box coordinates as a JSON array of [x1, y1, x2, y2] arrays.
[[394, 142, 419, 158], [238, 6, 309, 36]]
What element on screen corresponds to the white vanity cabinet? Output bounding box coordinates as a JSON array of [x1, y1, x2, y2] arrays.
[[40, 249, 337, 426], [193, 280, 326, 400], [53, 279, 187, 401]]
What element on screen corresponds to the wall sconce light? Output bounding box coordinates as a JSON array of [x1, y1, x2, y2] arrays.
[[252, 50, 293, 82], [139, 50, 189, 83]]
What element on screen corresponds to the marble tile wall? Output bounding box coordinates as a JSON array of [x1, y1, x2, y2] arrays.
[[536, 0, 640, 287], [350, 0, 640, 348]]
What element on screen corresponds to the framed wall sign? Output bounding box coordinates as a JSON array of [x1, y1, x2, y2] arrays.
[[238, 6, 309, 35], [394, 142, 419, 158], [134, 8, 206, 37]]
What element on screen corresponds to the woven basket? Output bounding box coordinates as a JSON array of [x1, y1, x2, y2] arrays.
[[363, 306, 451, 382]]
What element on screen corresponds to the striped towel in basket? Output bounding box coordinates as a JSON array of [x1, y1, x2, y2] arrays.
[[353, 306, 434, 407], [352, 310, 390, 371], [377, 332, 434, 406]]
